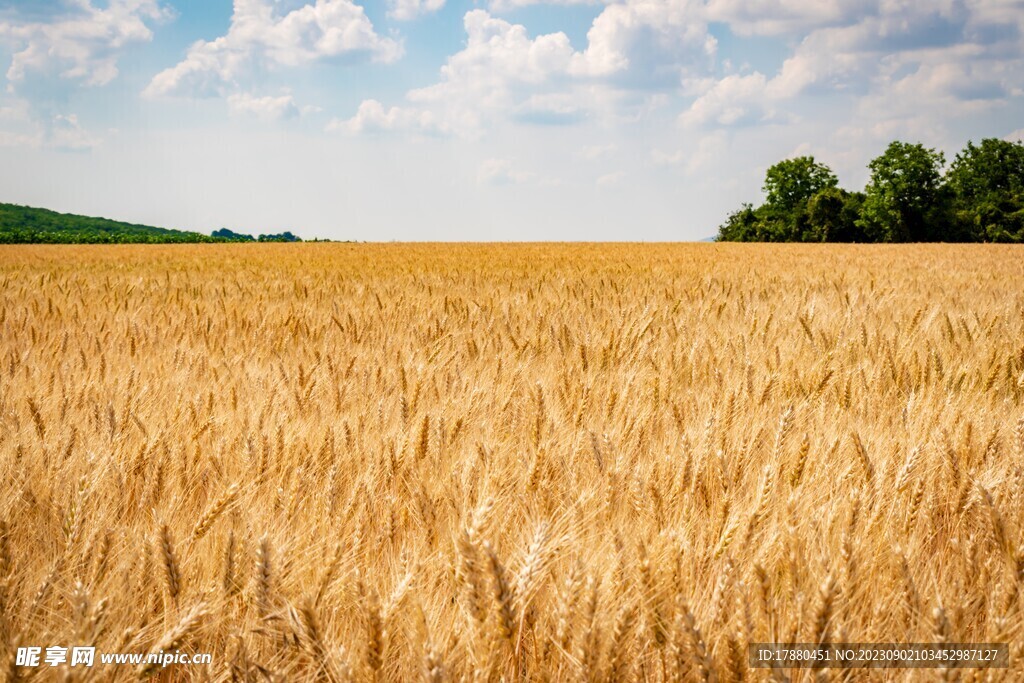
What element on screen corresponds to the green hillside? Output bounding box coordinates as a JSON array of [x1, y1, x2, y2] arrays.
[[0, 203, 304, 243], [0, 203, 231, 243]]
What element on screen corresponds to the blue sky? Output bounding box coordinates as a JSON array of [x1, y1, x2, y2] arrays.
[[1, 0, 1022, 240]]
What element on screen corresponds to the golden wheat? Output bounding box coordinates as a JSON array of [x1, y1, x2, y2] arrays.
[[0, 243, 1023, 680]]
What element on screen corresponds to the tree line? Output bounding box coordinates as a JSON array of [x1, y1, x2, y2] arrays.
[[211, 228, 302, 242], [716, 138, 1024, 242]]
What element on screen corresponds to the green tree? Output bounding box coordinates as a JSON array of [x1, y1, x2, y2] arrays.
[[212, 228, 256, 241], [753, 156, 838, 241], [858, 141, 951, 242], [946, 138, 1024, 242], [763, 157, 838, 214], [257, 231, 302, 242], [805, 188, 867, 242], [716, 203, 759, 241], [716, 158, 842, 242]]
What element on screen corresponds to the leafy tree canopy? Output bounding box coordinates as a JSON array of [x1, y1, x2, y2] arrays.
[[717, 138, 1023, 243], [806, 188, 866, 243], [947, 138, 1024, 204], [763, 156, 838, 214], [945, 138, 1024, 242], [858, 141, 948, 242], [258, 231, 302, 242]]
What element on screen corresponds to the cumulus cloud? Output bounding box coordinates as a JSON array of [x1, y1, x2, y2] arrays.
[[488, 0, 604, 13], [705, 0, 864, 36], [227, 92, 317, 120], [571, 0, 715, 81], [145, 0, 401, 99], [387, 0, 445, 21], [679, 71, 797, 127], [876, 57, 1012, 114], [0, 110, 102, 150], [326, 98, 447, 134], [429, 10, 577, 88], [392, 10, 582, 133], [513, 93, 587, 124], [343, 3, 715, 136], [681, 0, 1024, 131], [0, 0, 171, 89], [757, 0, 1024, 104], [466, 0, 717, 85], [48, 112, 101, 150]]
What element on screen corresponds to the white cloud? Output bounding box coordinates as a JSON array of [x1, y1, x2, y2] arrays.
[[766, 2, 1018, 99], [49, 112, 101, 150], [571, 0, 715, 80], [0, 111, 101, 151], [326, 98, 447, 134], [431, 10, 577, 87], [681, 0, 1024, 132], [227, 92, 309, 120], [680, 72, 786, 126], [434, 0, 717, 84], [387, 0, 446, 21], [344, 3, 716, 136], [1006, 129, 1024, 142], [488, 0, 604, 12], [397, 10, 581, 133], [705, 0, 864, 36], [870, 55, 1012, 118], [0, 0, 171, 89], [145, 0, 401, 99], [478, 157, 535, 185], [514, 93, 586, 124]]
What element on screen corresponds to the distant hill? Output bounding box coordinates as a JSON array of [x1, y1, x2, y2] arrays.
[[0, 202, 225, 243], [0, 203, 303, 244], [211, 227, 255, 242]]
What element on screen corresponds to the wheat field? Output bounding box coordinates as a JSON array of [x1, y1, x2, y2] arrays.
[[1, 243, 1023, 681]]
